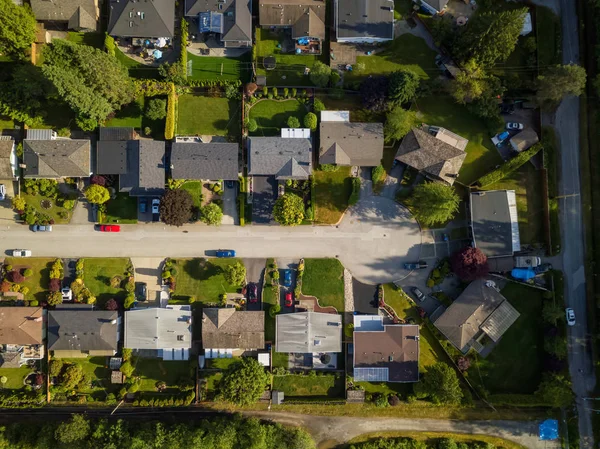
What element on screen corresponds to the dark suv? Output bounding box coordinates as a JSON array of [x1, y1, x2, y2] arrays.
[[247, 283, 258, 302]]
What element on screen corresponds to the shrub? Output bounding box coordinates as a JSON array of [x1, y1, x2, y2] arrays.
[[165, 83, 176, 140], [372, 165, 386, 185], [104, 33, 116, 56], [146, 98, 167, 120], [330, 71, 341, 85], [283, 87, 289, 98], [320, 164, 339, 172], [287, 116, 301, 128], [11, 196, 26, 211], [47, 291, 63, 306], [49, 278, 61, 292], [374, 393, 389, 408], [291, 88, 297, 97], [269, 303, 281, 317], [120, 361, 134, 378], [90, 175, 106, 186], [477, 143, 543, 187], [348, 177, 361, 205], [8, 271, 24, 284], [426, 278, 435, 288], [110, 276, 122, 288], [124, 293, 136, 309], [303, 112, 317, 131], [313, 98, 325, 113], [309, 61, 332, 87], [29, 299, 38, 306], [105, 298, 118, 311], [247, 119, 258, 132], [0, 281, 10, 292], [388, 395, 401, 406]]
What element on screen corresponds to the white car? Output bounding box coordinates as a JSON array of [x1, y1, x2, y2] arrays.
[[506, 122, 524, 130], [0, 184, 6, 201], [566, 308, 576, 326], [151, 198, 160, 214], [11, 249, 31, 257]]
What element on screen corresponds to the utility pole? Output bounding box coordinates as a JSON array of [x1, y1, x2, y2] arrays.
[[111, 399, 125, 415]]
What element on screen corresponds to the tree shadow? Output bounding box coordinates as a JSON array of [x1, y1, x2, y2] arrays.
[[183, 258, 221, 281]]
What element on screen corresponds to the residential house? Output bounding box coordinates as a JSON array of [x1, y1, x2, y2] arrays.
[[48, 307, 119, 358], [510, 128, 539, 153], [185, 0, 252, 48], [23, 130, 91, 179], [108, 0, 175, 39], [353, 315, 419, 383], [320, 111, 384, 167], [202, 308, 265, 357], [170, 142, 240, 181], [30, 0, 99, 32], [414, 0, 449, 15], [97, 133, 166, 196], [276, 312, 342, 359], [470, 190, 521, 258], [335, 0, 394, 43], [432, 279, 520, 354], [0, 138, 18, 181], [248, 137, 312, 180], [259, 0, 326, 54], [124, 306, 192, 361], [395, 125, 468, 185], [0, 307, 44, 368]]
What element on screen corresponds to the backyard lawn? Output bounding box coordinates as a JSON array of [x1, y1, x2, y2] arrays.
[[414, 96, 503, 185], [177, 95, 240, 137], [22, 193, 72, 224], [313, 168, 352, 225], [248, 99, 308, 136], [181, 181, 203, 208], [0, 366, 34, 390], [5, 257, 53, 302], [133, 359, 192, 394], [105, 95, 144, 129], [187, 52, 251, 82], [66, 32, 104, 49], [206, 358, 238, 370], [272, 373, 345, 398], [57, 357, 112, 396], [302, 259, 344, 312], [315, 93, 383, 123], [115, 48, 160, 79], [82, 258, 131, 303], [170, 258, 244, 304], [0, 115, 14, 130], [103, 193, 138, 224]]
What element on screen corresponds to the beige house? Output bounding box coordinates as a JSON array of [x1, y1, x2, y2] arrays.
[[202, 308, 264, 357]]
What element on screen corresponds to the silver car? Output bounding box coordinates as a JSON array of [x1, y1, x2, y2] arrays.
[[566, 308, 576, 326], [11, 249, 32, 257], [31, 225, 53, 232]]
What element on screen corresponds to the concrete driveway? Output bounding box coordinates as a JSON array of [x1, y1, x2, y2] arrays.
[[243, 258, 265, 311], [0, 180, 17, 224], [221, 182, 238, 225], [252, 176, 276, 225], [277, 259, 297, 313], [131, 258, 164, 306]]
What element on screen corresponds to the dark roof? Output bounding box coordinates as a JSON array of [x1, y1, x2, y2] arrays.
[[48, 310, 119, 352], [30, 0, 98, 30], [99, 127, 136, 141], [319, 122, 384, 166], [248, 137, 312, 179], [97, 141, 130, 175], [185, 0, 252, 43], [171, 143, 240, 180], [470, 190, 521, 257], [0, 140, 15, 179], [395, 128, 466, 185], [108, 0, 175, 38], [202, 309, 265, 349], [336, 0, 394, 41], [421, 0, 449, 12], [259, 0, 326, 39], [23, 139, 91, 178]]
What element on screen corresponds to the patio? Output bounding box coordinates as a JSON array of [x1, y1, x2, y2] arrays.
[[187, 20, 251, 57], [114, 37, 176, 67]]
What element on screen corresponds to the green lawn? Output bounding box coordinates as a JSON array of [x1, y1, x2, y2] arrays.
[[187, 52, 251, 82], [272, 373, 344, 398], [115, 48, 160, 79], [468, 283, 544, 394], [248, 99, 308, 136], [413, 96, 503, 184], [171, 258, 244, 304], [57, 357, 112, 395], [315, 93, 384, 123], [22, 193, 72, 224], [5, 257, 53, 302], [356, 379, 413, 398], [302, 259, 344, 312], [536, 6, 561, 66], [82, 258, 131, 303], [181, 181, 203, 208], [66, 32, 104, 49], [0, 115, 14, 131], [255, 28, 326, 85], [345, 34, 437, 84], [105, 95, 144, 129], [0, 366, 34, 390], [314, 168, 352, 225], [205, 358, 239, 370], [177, 95, 240, 137], [133, 358, 192, 393], [103, 193, 138, 224]]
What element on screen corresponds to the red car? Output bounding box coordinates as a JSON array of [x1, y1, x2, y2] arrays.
[[285, 292, 293, 307], [99, 224, 121, 232]]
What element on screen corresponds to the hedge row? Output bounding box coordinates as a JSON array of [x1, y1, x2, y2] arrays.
[[187, 79, 242, 88], [165, 82, 176, 140], [476, 143, 544, 187], [104, 33, 115, 57], [180, 18, 188, 78], [348, 177, 361, 206], [133, 80, 173, 97], [239, 195, 245, 227]]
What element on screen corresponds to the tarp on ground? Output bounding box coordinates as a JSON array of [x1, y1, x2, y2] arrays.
[[539, 419, 559, 440]]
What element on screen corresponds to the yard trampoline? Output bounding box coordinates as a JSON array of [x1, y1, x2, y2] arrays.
[[263, 56, 276, 71]]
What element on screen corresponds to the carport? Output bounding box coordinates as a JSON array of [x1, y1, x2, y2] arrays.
[[252, 176, 277, 224]]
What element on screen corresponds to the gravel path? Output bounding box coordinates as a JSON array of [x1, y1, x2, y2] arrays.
[[343, 268, 354, 314]]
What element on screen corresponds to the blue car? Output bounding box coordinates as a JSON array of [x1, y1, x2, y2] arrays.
[[283, 269, 292, 287], [216, 249, 236, 258]]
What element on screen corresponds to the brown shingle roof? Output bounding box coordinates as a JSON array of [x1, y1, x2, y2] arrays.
[[23, 139, 91, 178], [202, 309, 265, 349], [0, 140, 15, 179], [259, 0, 326, 39], [319, 122, 384, 167], [30, 0, 98, 30], [0, 307, 44, 345]]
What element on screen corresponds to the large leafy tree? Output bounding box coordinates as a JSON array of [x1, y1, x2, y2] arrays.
[[409, 182, 460, 227], [54, 414, 90, 445], [388, 69, 420, 105], [450, 247, 489, 282], [273, 192, 305, 226], [200, 202, 223, 226], [384, 106, 416, 142], [219, 357, 269, 406], [0, 0, 36, 57], [84, 184, 110, 204], [60, 363, 84, 389], [544, 335, 568, 360], [449, 59, 487, 104], [536, 374, 573, 408], [145, 98, 167, 120], [536, 64, 587, 104], [360, 76, 389, 112], [41, 39, 135, 128], [414, 362, 463, 405], [309, 61, 331, 87], [542, 301, 565, 326], [224, 261, 246, 286], [160, 189, 193, 226]]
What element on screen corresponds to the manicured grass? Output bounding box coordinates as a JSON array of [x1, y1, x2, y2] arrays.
[[248, 99, 308, 136], [302, 259, 344, 312], [115, 47, 160, 79], [177, 95, 240, 137], [345, 34, 437, 84], [206, 358, 238, 370], [0, 366, 33, 390], [82, 258, 131, 303], [170, 258, 244, 304], [5, 257, 53, 302], [181, 181, 203, 208], [468, 283, 544, 394], [105, 95, 144, 129], [313, 168, 352, 224], [315, 93, 384, 123], [485, 163, 544, 245], [103, 193, 138, 224], [356, 380, 413, 398], [66, 32, 104, 49], [22, 193, 72, 224], [0, 115, 14, 130], [133, 358, 192, 393], [57, 357, 112, 394], [272, 351, 289, 369], [187, 52, 251, 82], [536, 6, 561, 66], [347, 431, 527, 449], [413, 96, 503, 185], [272, 373, 344, 397]]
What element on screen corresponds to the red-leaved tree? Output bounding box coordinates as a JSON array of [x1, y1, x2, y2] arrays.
[[0, 280, 11, 292], [450, 247, 489, 281], [9, 270, 24, 284], [48, 278, 61, 292], [105, 298, 118, 311]]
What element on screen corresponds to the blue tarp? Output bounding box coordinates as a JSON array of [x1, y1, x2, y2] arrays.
[[511, 268, 536, 280], [297, 38, 309, 45], [153, 50, 163, 59], [539, 419, 559, 440]]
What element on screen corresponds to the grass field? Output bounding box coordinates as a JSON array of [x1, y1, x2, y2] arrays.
[[0, 366, 33, 390], [115, 48, 160, 79], [272, 374, 344, 398], [302, 259, 344, 312], [133, 359, 192, 393], [187, 52, 251, 82], [177, 95, 240, 137], [5, 257, 53, 302], [181, 181, 203, 208], [103, 193, 138, 224], [22, 193, 72, 224], [206, 358, 238, 370], [0, 115, 14, 131], [105, 95, 144, 129], [315, 93, 384, 123], [313, 168, 352, 224], [248, 99, 308, 136], [82, 258, 131, 303]]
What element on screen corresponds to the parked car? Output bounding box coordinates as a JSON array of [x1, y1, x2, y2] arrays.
[[139, 198, 148, 213], [61, 287, 72, 301], [506, 122, 524, 130], [566, 308, 576, 326], [136, 282, 147, 301], [99, 224, 121, 232], [285, 292, 293, 307], [11, 249, 31, 257], [247, 283, 258, 302], [283, 269, 292, 287], [216, 249, 236, 258], [31, 225, 52, 232], [151, 198, 160, 214], [411, 287, 425, 302], [225, 180, 235, 189], [403, 261, 427, 270], [0, 184, 6, 201], [495, 131, 510, 147]]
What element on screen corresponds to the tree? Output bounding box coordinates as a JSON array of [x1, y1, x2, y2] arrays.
[[120, 361, 134, 378], [414, 362, 463, 404], [309, 61, 332, 87], [247, 119, 258, 132], [60, 363, 84, 389], [90, 175, 106, 186], [388, 69, 420, 105], [536, 64, 587, 104], [449, 59, 488, 104], [409, 182, 460, 227], [22, 268, 33, 277], [544, 335, 568, 359], [450, 247, 489, 282], [287, 116, 300, 128], [8, 270, 24, 284], [55, 414, 90, 444], [360, 76, 389, 112], [542, 301, 564, 326], [303, 112, 317, 131], [105, 298, 118, 311], [145, 98, 167, 120], [160, 189, 193, 226], [200, 202, 223, 226], [219, 357, 269, 406], [49, 278, 61, 292], [384, 106, 416, 142], [0, 0, 36, 57], [536, 374, 573, 408], [47, 291, 63, 306], [272, 192, 305, 226], [49, 359, 64, 377], [84, 184, 110, 204], [224, 261, 246, 286], [124, 293, 135, 309]]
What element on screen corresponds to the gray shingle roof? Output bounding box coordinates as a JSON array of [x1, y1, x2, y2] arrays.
[[23, 139, 91, 178], [108, 0, 175, 38], [259, 0, 326, 39], [0, 140, 15, 179], [125, 307, 192, 350], [202, 309, 265, 349], [248, 137, 312, 179], [336, 0, 394, 41], [48, 310, 118, 352], [31, 0, 98, 30], [395, 128, 466, 185], [320, 122, 384, 167], [120, 140, 166, 196], [276, 312, 342, 353], [171, 142, 240, 180], [97, 141, 130, 175], [185, 0, 252, 44]]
